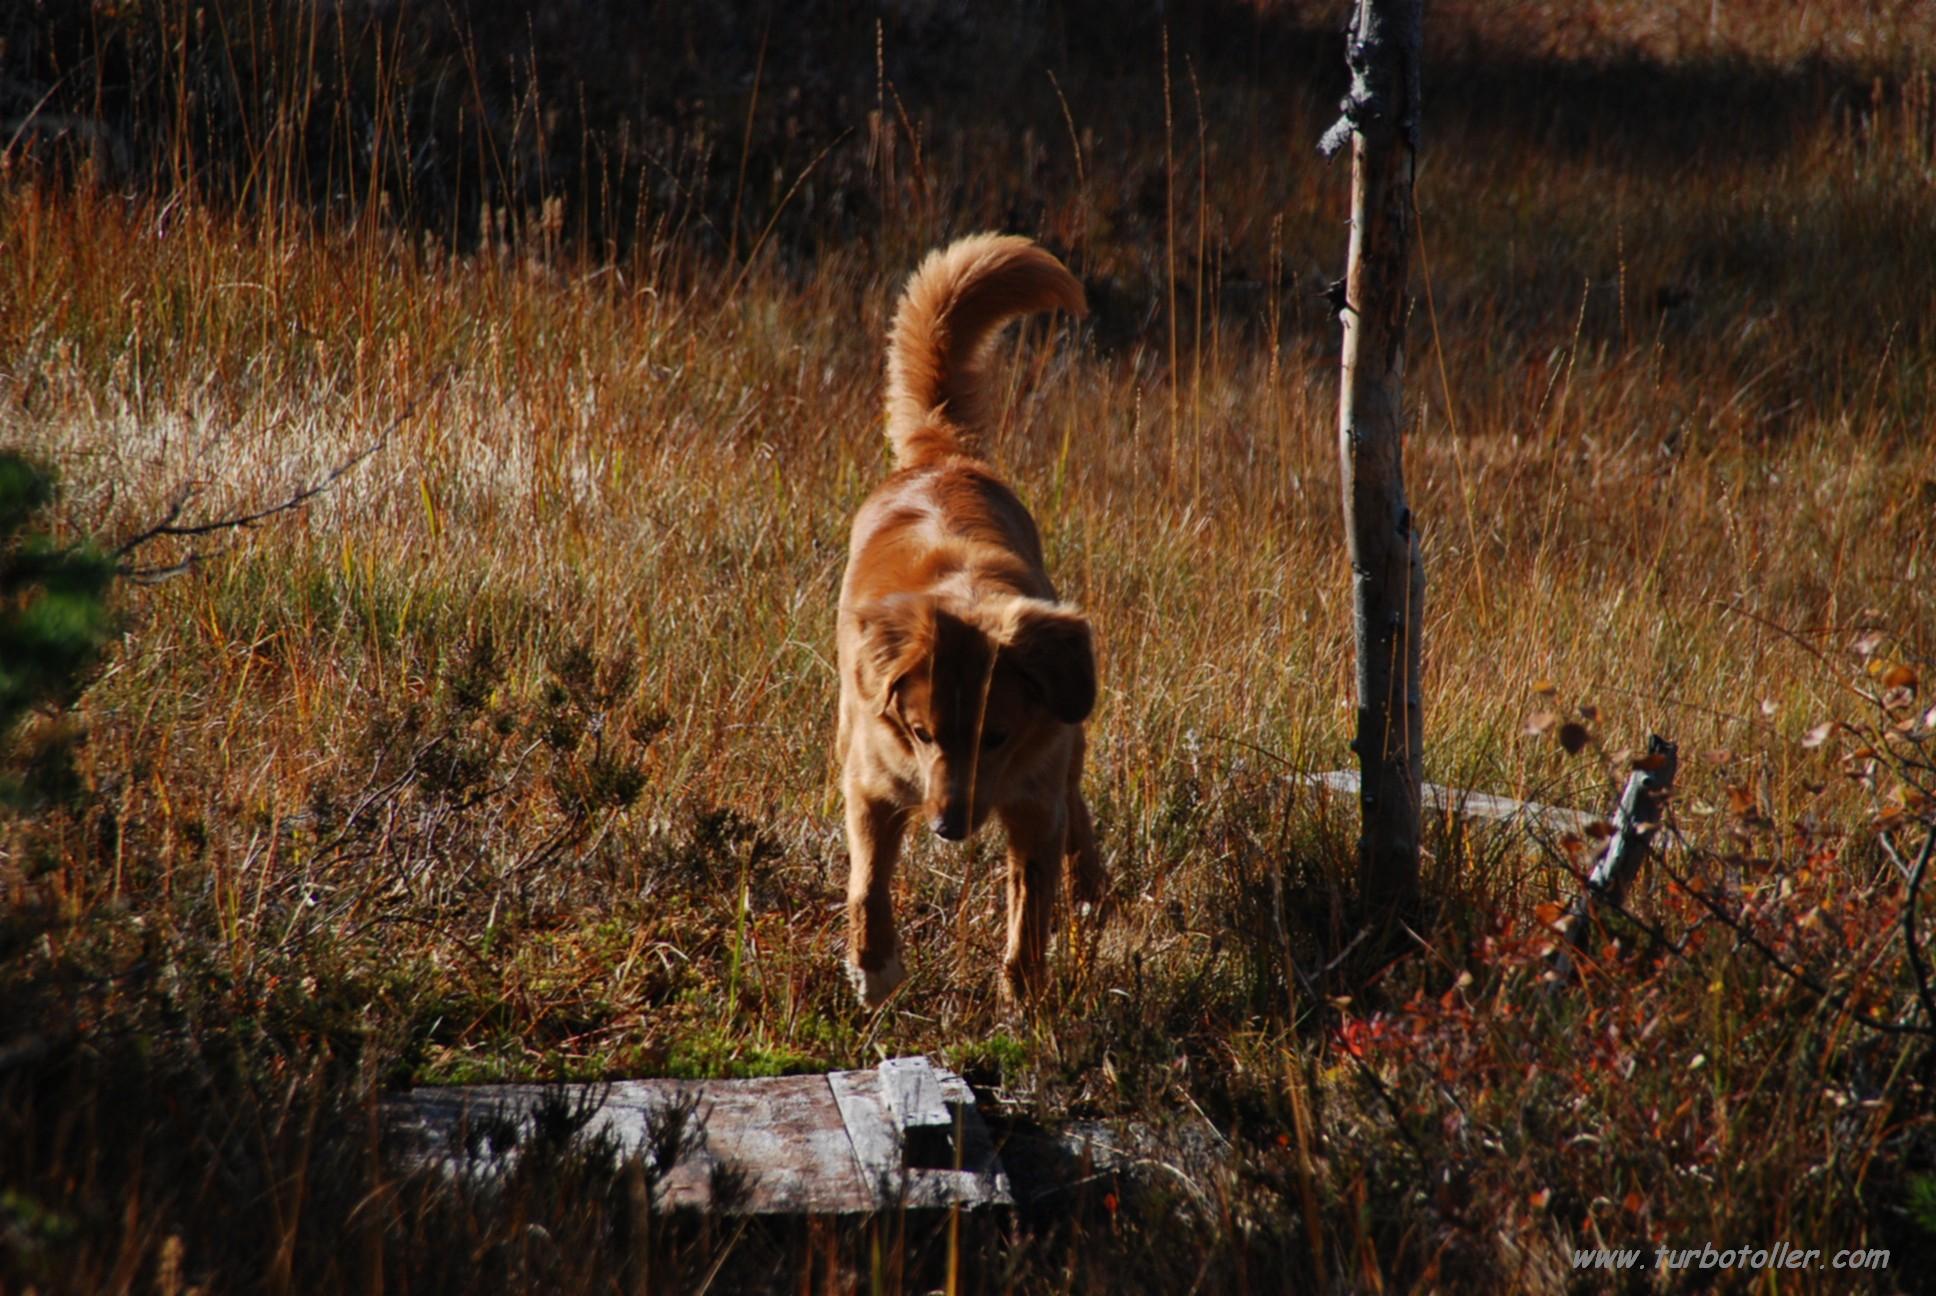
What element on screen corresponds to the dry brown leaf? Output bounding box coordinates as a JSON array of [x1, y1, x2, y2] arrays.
[[1558, 721, 1591, 755]]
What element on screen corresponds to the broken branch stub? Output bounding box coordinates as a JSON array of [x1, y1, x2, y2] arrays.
[[1552, 734, 1679, 980]]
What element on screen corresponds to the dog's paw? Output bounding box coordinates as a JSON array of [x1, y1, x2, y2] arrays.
[[1068, 847, 1108, 912], [1070, 873, 1111, 926], [849, 953, 907, 1009], [1000, 956, 1044, 1008]]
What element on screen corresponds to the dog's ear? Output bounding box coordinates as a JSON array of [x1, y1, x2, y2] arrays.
[[1003, 600, 1096, 725], [852, 596, 932, 715]]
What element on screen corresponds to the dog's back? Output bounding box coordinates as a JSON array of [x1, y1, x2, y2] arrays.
[[843, 236, 1086, 612]]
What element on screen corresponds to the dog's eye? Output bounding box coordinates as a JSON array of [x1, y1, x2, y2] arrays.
[[981, 729, 1008, 750], [910, 725, 933, 745]]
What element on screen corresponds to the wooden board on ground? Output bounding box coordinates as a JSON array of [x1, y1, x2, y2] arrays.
[[387, 1055, 1010, 1216], [1304, 769, 1589, 838]]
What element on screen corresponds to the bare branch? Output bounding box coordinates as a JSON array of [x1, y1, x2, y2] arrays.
[[112, 381, 445, 565], [1882, 827, 1936, 1030], [1659, 844, 1934, 1039], [119, 542, 235, 585]]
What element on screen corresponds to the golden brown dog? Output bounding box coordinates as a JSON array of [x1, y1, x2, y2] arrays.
[[837, 233, 1101, 1008]]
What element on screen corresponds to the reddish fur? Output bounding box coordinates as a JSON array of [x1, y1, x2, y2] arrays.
[[884, 233, 1088, 468], [837, 234, 1100, 1008]]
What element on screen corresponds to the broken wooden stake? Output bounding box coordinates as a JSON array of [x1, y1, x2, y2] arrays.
[[1551, 734, 1679, 980]]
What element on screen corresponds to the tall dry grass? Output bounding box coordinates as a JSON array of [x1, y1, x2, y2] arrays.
[[4, 0, 1936, 1289]]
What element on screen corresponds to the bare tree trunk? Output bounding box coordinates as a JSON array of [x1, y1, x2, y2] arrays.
[[1322, 0, 1425, 911]]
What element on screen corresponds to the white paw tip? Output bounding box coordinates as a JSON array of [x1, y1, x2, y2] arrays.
[[849, 953, 907, 1008]]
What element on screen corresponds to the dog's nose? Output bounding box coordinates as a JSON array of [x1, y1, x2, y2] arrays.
[[931, 810, 968, 841]]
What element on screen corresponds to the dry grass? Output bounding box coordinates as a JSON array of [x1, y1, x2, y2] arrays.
[[4, 1, 1936, 1290]]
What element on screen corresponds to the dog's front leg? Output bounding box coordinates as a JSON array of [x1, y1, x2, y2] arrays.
[[845, 791, 911, 1008], [997, 802, 1067, 1003]]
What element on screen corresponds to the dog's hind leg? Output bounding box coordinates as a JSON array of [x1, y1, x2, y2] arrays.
[[1064, 737, 1105, 910], [845, 791, 911, 1008], [1065, 789, 1104, 910]]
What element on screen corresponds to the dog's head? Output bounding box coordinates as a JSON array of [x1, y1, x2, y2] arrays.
[[853, 594, 1095, 840]]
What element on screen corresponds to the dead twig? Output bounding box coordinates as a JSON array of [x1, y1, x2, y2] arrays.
[[1659, 839, 1935, 1039], [113, 381, 445, 576], [1881, 826, 1936, 1031]]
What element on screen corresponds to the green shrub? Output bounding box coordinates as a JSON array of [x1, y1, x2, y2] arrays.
[[0, 453, 114, 808]]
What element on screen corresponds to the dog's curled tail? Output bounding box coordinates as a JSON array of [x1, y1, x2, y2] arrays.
[[884, 233, 1086, 469]]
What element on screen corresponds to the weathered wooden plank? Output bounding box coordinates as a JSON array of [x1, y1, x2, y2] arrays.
[[828, 1067, 904, 1187], [1304, 770, 1589, 838], [830, 1065, 1010, 1209], [650, 1075, 867, 1214], [879, 1056, 950, 1130], [393, 1075, 870, 1214], [388, 1059, 1009, 1215]]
